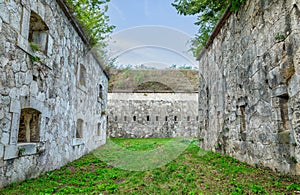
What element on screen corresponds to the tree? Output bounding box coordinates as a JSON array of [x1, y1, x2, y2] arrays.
[[172, 0, 246, 57], [65, 0, 115, 46]]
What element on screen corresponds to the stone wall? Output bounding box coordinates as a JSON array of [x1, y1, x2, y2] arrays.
[[198, 0, 300, 174], [108, 93, 198, 138], [0, 0, 108, 187]]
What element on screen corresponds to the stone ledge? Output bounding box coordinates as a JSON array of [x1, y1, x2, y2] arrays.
[[4, 145, 18, 160], [18, 143, 37, 156], [72, 138, 84, 146]]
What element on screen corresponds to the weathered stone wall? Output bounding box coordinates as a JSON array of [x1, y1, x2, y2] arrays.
[[108, 93, 198, 138], [198, 0, 300, 174], [0, 0, 108, 187]]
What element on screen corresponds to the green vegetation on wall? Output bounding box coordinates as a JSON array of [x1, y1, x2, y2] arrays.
[[172, 0, 246, 57], [65, 0, 115, 46]]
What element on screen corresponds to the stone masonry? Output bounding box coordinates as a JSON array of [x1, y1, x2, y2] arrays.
[[108, 93, 198, 138], [0, 0, 108, 187], [198, 0, 300, 174]]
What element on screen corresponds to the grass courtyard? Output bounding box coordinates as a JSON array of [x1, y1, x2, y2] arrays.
[[1, 138, 299, 194]]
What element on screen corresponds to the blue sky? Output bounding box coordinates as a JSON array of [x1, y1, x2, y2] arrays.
[[106, 0, 199, 69], [107, 0, 199, 36]]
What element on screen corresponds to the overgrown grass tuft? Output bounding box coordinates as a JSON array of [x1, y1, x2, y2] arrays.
[[1, 138, 299, 194]]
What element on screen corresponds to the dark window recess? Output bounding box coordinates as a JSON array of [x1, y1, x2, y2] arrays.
[[18, 108, 41, 143], [187, 116, 190, 121], [76, 119, 83, 138], [240, 106, 246, 132], [165, 116, 168, 121], [133, 116, 136, 121], [279, 96, 289, 132], [79, 64, 86, 86], [147, 115, 150, 121], [124, 116, 127, 121], [156, 116, 159, 121], [99, 84, 103, 99], [29, 11, 49, 54], [97, 123, 101, 136], [174, 116, 178, 121]]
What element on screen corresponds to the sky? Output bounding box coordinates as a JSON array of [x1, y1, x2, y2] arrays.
[[106, 0, 200, 69]]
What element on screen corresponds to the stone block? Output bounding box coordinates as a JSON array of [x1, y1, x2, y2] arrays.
[[20, 0, 28, 6], [10, 99, 20, 113], [1, 96, 9, 106], [0, 117, 10, 133], [0, 18, 2, 32], [20, 7, 30, 39], [30, 0, 38, 14], [29, 96, 50, 117], [0, 56, 9, 69], [272, 85, 288, 97], [288, 75, 300, 97], [30, 81, 38, 96], [37, 1, 45, 21], [278, 130, 290, 144], [10, 113, 19, 144], [4, 145, 18, 160], [9, 11, 20, 32], [47, 35, 53, 56], [0, 3, 9, 24], [9, 88, 19, 100], [17, 35, 29, 53], [1, 132, 9, 145], [0, 144, 3, 158], [0, 109, 4, 120], [18, 143, 37, 156], [20, 85, 29, 96], [72, 138, 84, 146], [296, 163, 300, 175]]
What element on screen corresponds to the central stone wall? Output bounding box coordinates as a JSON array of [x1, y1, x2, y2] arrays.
[[108, 93, 198, 138], [198, 0, 300, 174]]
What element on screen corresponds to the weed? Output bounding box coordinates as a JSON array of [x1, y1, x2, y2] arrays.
[[18, 147, 26, 156], [286, 183, 300, 190], [30, 55, 41, 63], [29, 42, 41, 52], [133, 71, 145, 84], [251, 185, 266, 194], [275, 33, 286, 42], [289, 156, 297, 164]]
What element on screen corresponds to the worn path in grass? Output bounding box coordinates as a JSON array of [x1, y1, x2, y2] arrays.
[[1, 138, 299, 194]]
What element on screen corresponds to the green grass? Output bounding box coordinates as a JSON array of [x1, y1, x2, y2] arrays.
[[1, 138, 299, 194]]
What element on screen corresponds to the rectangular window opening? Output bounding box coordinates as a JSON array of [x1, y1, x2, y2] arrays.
[[240, 106, 246, 132], [18, 108, 41, 143], [279, 96, 289, 132]]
